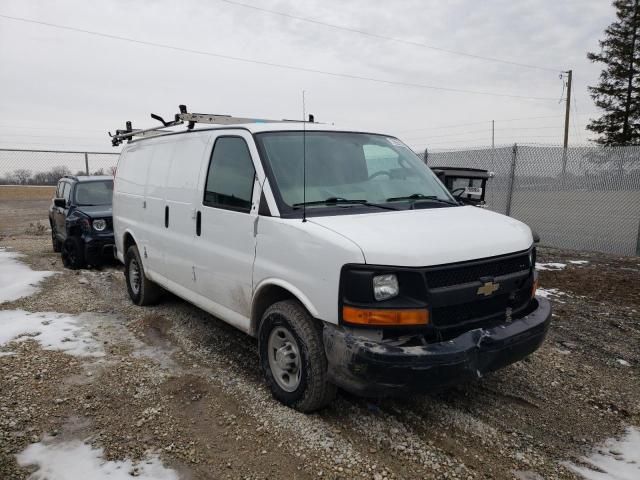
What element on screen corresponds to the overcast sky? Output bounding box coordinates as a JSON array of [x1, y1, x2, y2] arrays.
[[0, 0, 615, 152]]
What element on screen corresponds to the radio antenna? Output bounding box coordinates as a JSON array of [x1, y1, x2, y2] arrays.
[[302, 90, 307, 223]]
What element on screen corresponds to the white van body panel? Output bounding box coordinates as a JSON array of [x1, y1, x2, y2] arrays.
[[309, 206, 533, 267], [191, 130, 266, 327], [253, 216, 365, 324]]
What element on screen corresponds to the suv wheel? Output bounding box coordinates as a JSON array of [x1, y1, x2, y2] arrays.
[[258, 300, 336, 412], [125, 245, 162, 306], [61, 237, 85, 269], [50, 225, 61, 253]]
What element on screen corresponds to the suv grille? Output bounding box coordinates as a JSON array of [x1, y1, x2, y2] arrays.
[[425, 253, 530, 289]]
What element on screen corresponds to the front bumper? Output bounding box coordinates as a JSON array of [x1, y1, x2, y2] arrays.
[[82, 233, 115, 264], [323, 297, 551, 397]]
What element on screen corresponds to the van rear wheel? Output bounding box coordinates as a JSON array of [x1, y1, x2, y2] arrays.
[[258, 300, 336, 412], [125, 245, 162, 306]]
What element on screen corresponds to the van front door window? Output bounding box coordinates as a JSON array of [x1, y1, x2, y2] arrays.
[[204, 137, 256, 212]]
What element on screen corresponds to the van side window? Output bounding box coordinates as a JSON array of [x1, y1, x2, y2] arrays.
[[204, 137, 255, 212]]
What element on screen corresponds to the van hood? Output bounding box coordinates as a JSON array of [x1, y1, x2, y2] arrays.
[[309, 206, 533, 266]]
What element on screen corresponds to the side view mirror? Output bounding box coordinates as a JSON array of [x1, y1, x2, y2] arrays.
[[54, 198, 66, 208]]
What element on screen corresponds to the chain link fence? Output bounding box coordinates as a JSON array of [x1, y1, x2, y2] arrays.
[[0, 149, 120, 185], [424, 145, 640, 256], [2, 146, 639, 256]]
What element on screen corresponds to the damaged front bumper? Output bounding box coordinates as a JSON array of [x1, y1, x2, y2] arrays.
[[83, 233, 115, 265], [323, 297, 552, 397]]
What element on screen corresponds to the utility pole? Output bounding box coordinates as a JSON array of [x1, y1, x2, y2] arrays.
[[563, 69, 572, 149], [491, 120, 495, 148], [561, 69, 573, 183]]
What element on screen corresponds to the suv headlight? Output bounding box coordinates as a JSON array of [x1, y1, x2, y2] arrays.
[[92, 219, 107, 231], [373, 274, 399, 301]]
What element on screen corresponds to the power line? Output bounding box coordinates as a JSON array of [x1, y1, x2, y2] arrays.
[[395, 115, 564, 133], [0, 14, 559, 101], [0, 133, 104, 139], [216, 0, 561, 73], [402, 124, 571, 142], [571, 89, 584, 143], [0, 124, 106, 133]]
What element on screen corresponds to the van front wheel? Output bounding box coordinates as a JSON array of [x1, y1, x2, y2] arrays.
[[258, 300, 336, 412], [125, 245, 162, 306]]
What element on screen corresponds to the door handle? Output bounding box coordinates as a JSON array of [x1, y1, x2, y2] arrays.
[[164, 206, 169, 228], [196, 211, 201, 236]]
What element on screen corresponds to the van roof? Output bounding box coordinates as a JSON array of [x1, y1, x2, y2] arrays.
[[126, 122, 391, 145], [63, 175, 114, 182]]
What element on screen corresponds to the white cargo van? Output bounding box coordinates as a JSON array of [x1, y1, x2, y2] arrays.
[[112, 108, 551, 412]]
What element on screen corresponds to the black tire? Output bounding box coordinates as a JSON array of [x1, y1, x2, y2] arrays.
[[124, 245, 162, 306], [61, 236, 85, 269], [50, 225, 61, 253], [258, 300, 336, 412]]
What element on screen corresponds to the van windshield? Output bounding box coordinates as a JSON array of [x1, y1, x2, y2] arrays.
[[255, 131, 454, 212], [74, 180, 114, 206]]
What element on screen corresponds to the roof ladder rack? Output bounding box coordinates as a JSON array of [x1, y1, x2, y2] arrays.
[[109, 105, 316, 146]]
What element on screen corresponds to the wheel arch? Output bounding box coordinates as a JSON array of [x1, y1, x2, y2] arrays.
[[250, 280, 320, 337], [122, 230, 137, 253]]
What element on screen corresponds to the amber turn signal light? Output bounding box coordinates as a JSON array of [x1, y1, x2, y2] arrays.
[[342, 306, 429, 326]]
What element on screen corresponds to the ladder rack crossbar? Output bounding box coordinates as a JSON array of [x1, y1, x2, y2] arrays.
[[109, 105, 316, 146]]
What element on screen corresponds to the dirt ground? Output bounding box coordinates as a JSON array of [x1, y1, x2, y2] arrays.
[[0, 195, 638, 479]]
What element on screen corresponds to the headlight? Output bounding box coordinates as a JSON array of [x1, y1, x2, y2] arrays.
[[92, 219, 107, 231], [373, 274, 399, 301]]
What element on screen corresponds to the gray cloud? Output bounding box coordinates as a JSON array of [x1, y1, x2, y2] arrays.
[[0, 0, 615, 151]]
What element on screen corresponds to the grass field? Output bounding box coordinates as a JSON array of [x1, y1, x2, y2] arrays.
[[0, 185, 56, 201]]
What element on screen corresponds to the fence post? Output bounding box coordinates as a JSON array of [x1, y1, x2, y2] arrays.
[[505, 143, 518, 217], [84, 152, 89, 175]]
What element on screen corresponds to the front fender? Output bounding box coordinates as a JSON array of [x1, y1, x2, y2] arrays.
[[253, 278, 320, 318]]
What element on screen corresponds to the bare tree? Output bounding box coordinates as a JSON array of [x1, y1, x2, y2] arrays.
[[11, 169, 33, 185]]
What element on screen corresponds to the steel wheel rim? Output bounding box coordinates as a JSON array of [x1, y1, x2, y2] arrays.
[[129, 258, 141, 295], [267, 326, 302, 392]]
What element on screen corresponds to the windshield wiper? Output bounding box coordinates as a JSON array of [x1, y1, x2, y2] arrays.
[[386, 194, 458, 206], [293, 197, 397, 210]]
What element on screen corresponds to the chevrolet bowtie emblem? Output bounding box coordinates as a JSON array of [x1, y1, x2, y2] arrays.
[[477, 281, 500, 296]]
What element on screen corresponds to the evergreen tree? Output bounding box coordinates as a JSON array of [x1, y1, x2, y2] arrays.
[[587, 0, 640, 145]]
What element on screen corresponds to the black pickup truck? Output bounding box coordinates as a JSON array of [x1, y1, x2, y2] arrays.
[[48, 175, 115, 269]]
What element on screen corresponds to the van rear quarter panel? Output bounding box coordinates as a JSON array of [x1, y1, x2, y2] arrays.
[[113, 146, 151, 260]]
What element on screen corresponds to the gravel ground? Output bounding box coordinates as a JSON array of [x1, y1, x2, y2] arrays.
[[0, 199, 639, 479]]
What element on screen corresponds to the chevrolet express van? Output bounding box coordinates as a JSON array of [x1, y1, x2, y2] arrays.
[[113, 120, 551, 412]]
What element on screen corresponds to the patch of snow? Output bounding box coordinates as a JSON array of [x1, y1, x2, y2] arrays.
[[0, 351, 16, 357], [0, 310, 104, 357], [0, 248, 56, 303], [569, 260, 590, 265], [16, 440, 178, 480], [536, 262, 567, 271], [536, 288, 565, 298], [564, 427, 640, 480], [616, 359, 631, 367]]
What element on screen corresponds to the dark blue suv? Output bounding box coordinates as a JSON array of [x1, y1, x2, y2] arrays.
[[48, 175, 115, 269]]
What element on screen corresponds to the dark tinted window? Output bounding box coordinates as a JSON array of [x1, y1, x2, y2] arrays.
[[74, 180, 113, 206], [204, 137, 255, 212]]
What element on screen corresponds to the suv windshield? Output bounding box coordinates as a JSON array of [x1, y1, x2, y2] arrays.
[[255, 132, 454, 212], [74, 180, 114, 206]]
